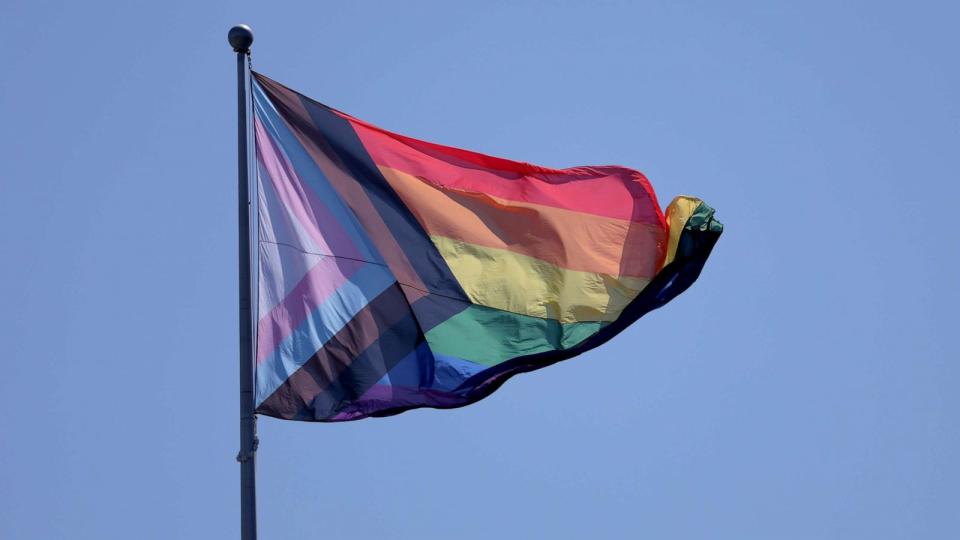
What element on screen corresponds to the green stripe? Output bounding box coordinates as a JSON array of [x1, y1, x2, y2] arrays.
[[425, 304, 604, 366]]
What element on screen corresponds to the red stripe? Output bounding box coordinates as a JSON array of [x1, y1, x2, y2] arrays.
[[335, 110, 665, 227]]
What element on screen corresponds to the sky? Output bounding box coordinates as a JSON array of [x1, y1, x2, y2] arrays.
[[1, 1, 957, 538]]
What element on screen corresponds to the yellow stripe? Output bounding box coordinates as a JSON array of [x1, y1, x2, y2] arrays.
[[431, 236, 650, 323], [663, 196, 702, 268]]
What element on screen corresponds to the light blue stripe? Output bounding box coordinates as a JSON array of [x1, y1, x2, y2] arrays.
[[255, 263, 396, 405], [257, 161, 328, 309], [253, 81, 383, 265]]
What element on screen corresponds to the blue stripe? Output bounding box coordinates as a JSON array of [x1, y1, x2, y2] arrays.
[[431, 354, 489, 392], [377, 349, 488, 393]]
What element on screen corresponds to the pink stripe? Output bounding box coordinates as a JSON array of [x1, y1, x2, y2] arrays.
[[256, 256, 365, 363], [254, 115, 360, 260]]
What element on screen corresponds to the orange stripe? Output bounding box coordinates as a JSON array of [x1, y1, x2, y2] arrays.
[[379, 166, 665, 279]]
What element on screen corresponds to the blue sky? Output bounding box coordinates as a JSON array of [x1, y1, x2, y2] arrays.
[[1, 1, 957, 538]]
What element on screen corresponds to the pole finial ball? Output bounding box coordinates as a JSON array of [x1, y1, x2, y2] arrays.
[[228, 25, 254, 52]]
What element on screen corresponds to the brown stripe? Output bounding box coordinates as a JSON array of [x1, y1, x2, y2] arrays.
[[257, 283, 414, 419], [305, 308, 425, 419]]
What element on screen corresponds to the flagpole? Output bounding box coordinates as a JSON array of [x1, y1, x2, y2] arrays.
[[228, 24, 257, 540]]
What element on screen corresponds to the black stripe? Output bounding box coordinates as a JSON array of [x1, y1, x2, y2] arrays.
[[254, 72, 468, 302], [303, 311, 426, 420], [256, 283, 417, 420]]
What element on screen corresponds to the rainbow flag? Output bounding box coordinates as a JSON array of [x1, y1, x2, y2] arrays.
[[252, 72, 722, 421]]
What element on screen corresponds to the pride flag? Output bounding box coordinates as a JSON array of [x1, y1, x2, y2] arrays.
[[252, 72, 722, 421]]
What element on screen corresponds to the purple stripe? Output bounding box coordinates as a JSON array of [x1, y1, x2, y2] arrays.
[[330, 385, 465, 421]]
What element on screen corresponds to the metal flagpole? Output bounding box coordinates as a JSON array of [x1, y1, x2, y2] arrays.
[[228, 24, 257, 540]]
